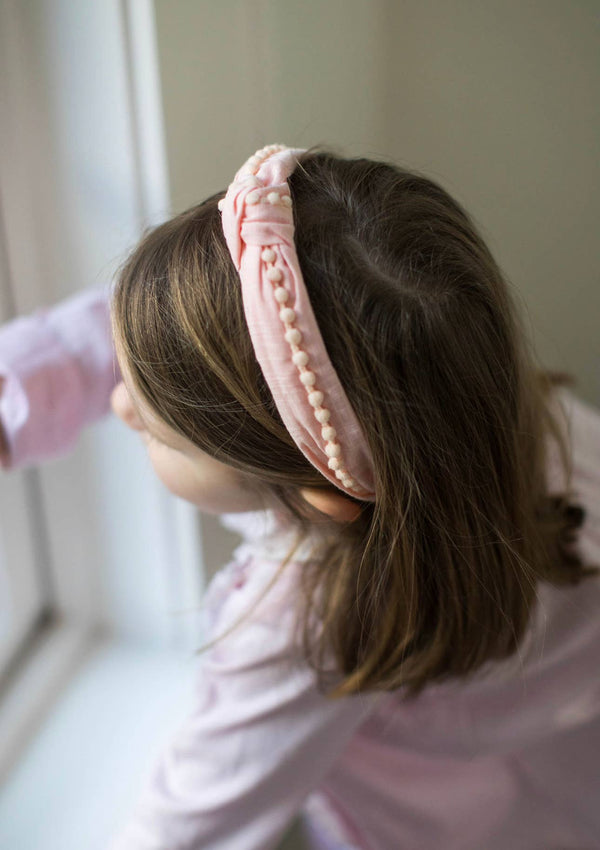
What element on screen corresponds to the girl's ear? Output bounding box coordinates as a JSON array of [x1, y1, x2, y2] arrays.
[[299, 487, 362, 523]]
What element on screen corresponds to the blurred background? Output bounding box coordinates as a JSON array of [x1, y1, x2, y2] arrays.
[[0, 2, 598, 849]]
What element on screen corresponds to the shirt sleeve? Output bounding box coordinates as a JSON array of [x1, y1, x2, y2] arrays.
[[0, 285, 120, 471], [106, 554, 382, 850]]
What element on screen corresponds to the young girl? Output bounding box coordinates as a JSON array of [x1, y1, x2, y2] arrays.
[[1, 144, 599, 850]]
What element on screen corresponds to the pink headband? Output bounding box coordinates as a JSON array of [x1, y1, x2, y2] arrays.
[[219, 144, 376, 502]]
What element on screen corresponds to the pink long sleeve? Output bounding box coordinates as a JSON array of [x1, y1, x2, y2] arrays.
[[0, 286, 120, 470], [107, 547, 382, 850]]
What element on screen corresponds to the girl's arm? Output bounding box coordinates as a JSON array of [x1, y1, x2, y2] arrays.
[[107, 555, 382, 850], [0, 286, 120, 471]]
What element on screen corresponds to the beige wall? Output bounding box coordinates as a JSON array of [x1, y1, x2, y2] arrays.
[[380, 1, 599, 407], [155, 0, 598, 407], [154, 0, 599, 576]]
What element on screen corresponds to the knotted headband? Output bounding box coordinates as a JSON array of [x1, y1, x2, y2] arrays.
[[219, 144, 376, 502]]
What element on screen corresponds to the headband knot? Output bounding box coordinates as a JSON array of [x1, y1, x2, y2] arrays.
[[222, 178, 295, 268], [219, 145, 376, 502]]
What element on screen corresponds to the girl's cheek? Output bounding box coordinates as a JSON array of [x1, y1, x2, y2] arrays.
[[151, 457, 195, 502]]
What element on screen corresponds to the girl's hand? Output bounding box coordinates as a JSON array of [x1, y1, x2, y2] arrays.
[[0, 375, 9, 468]]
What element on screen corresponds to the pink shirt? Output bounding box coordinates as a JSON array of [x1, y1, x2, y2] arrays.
[[1, 286, 600, 850]]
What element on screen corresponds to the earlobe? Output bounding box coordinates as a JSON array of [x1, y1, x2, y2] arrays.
[[300, 487, 362, 523]]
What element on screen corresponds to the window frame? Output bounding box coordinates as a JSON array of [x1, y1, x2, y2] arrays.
[[0, 0, 206, 782]]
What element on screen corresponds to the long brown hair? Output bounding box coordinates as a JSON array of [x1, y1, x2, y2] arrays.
[[111, 147, 598, 702]]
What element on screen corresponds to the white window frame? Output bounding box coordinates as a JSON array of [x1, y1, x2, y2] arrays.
[[0, 0, 206, 783], [0, 2, 53, 683]]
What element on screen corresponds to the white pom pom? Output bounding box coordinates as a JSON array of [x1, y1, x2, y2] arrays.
[[266, 267, 283, 282], [261, 248, 276, 263], [279, 307, 296, 324], [314, 407, 331, 424], [274, 287, 289, 303], [285, 328, 302, 345], [292, 350, 309, 367], [308, 391, 324, 408], [325, 442, 342, 458], [267, 192, 280, 205], [299, 370, 316, 386]]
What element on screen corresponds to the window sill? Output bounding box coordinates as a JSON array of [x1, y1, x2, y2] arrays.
[[0, 618, 96, 780], [0, 636, 195, 850]]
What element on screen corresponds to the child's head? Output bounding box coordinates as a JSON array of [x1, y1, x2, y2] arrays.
[[111, 145, 596, 700]]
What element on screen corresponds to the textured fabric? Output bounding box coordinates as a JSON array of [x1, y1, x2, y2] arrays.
[[221, 145, 376, 501], [0, 285, 120, 470], [106, 538, 381, 850], [1, 288, 600, 849]]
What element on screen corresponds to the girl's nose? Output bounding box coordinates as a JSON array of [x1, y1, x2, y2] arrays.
[[110, 381, 145, 432]]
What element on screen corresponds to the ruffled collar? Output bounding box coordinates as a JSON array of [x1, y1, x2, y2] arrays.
[[218, 508, 323, 565]]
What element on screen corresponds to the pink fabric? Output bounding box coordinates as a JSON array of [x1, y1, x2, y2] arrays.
[[106, 540, 381, 850], [221, 145, 376, 502], [2, 289, 600, 849], [0, 285, 120, 470]]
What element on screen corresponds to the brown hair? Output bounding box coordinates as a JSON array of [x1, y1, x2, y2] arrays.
[[111, 147, 598, 702]]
